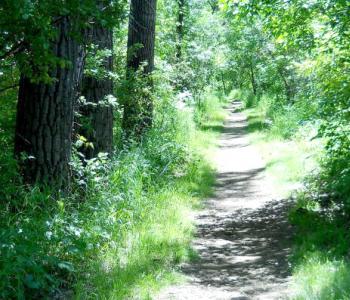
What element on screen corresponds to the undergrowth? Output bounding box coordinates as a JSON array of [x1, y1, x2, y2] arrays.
[[289, 196, 350, 300], [235, 89, 320, 197], [238, 89, 350, 300], [0, 90, 228, 299]]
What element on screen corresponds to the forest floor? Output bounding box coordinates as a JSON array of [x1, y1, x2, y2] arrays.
[[155, 102, 294, 300]]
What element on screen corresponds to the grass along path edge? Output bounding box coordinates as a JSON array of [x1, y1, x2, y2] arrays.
[[74, 93, 229, 299], [243, 104, 350, 300]]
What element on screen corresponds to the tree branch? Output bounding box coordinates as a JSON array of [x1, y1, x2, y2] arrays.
[[0, 41, 26, 60], [0, 17, 63, 61], [0, 84, 19, 94]]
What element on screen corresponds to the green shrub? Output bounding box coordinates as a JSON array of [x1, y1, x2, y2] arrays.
[[290, 195, 350, 300], [0, 88, 221, 299]]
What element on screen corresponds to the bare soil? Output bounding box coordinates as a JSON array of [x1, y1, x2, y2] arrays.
[[156, 102, 294, 300]]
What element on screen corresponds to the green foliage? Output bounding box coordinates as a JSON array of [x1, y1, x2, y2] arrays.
[[291, 255, 350, 300], [157, 0, 229, 99], [289, 196, 350, 300], [2, 0, 348, 297], [84, 45, 116, 81], [222, 1, 350, 297], [0, 2, 230, 296], [222, 0, 350, 213], [194, 90, 229, 128], [244, 97, 350, 299], [0, 0, 126, 82], [0, 77, 224, 298]]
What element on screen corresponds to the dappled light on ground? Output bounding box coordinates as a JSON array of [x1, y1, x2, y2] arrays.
[[156, 103, 293, 300]]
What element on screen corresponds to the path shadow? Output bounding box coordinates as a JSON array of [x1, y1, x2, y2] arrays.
[[178, 102, 294, 298], [212, 169, 266, 201], [218, 119, 251, 149], [182, 198, 294, 297], [157, 102, 294, 300]]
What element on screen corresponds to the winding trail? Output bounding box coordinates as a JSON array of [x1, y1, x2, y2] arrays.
[[156, 102, 293, 300]]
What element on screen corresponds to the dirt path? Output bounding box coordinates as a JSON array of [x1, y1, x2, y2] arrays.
[[156, 102, 293, 300]]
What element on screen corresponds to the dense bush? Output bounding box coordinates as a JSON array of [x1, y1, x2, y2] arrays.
[[222, 0, 350, 213], [0, 96, 193, 298]]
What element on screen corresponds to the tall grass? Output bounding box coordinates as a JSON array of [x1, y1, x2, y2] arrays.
[[236, 89, 320, 197], [289, 197, 350, 300], [238, 88, 350, 300], [291, 256, 350, 300], [233, 88, 319, 139], [0, 90, 226, 299]]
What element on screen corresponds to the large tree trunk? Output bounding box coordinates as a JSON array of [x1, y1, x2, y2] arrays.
[[122, 0, 157, 137], [80, 25, 114, 159], [14, 16, 83, 188]]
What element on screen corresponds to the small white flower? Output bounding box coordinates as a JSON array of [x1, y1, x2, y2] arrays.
[[45, 231, 53, 240]]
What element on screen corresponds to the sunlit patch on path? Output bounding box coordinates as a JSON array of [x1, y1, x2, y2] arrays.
[[156, 102, 293, 300]]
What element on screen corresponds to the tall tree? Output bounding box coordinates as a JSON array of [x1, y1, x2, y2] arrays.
[[176, 0, 185, 60], [14, 16, 84, 188], [79, 24, 114, 159], [122, 0, 157, 137]]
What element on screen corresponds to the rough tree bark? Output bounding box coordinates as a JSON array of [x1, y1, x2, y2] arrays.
[[122, 0, 157, 137], [80, 25, 114, 159], [14, 16, 83, 188]]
